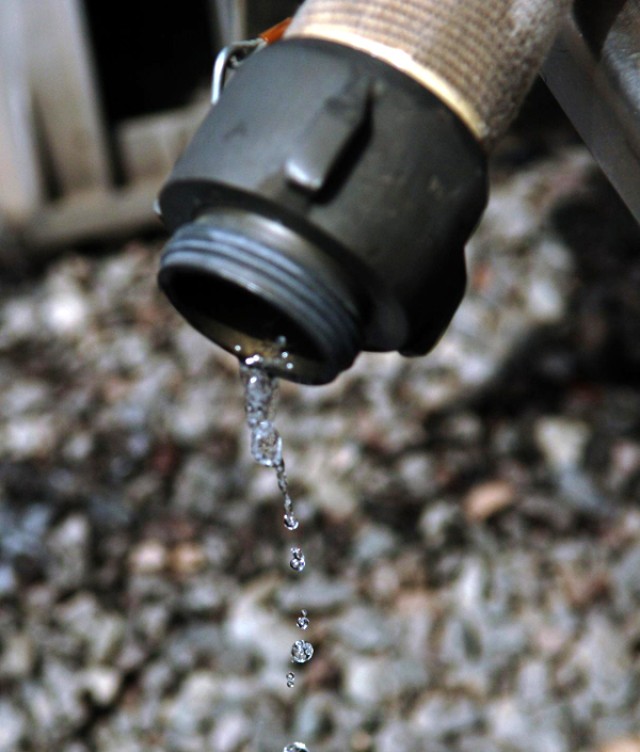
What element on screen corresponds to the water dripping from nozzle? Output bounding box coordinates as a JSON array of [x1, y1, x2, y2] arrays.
[[296, 609, 310, 631], [289, 547, 306, 572], [291, 639, 314, 664]]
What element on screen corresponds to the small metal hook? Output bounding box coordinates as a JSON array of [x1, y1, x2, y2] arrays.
[[211, 18, 292, 104], [211, 38, 265, 104]]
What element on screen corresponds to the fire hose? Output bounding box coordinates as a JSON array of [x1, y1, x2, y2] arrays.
[[157, 0, 573, 384]]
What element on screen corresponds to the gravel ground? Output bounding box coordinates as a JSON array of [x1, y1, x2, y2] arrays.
[[2, 95, 640, 752]]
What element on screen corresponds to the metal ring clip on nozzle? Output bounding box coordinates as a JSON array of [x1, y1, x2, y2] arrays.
[[211, 39, 265, 105], [212, 19, 292, 104]]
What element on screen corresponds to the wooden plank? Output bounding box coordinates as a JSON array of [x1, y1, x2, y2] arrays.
[[25, 0, 112, 195], [22, 180, 162, 250], [0, 0, 43, 224]]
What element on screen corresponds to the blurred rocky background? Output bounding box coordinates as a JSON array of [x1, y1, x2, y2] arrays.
[[3, 4, 640, 752]]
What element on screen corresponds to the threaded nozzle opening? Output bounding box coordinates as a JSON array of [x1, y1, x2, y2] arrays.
[[158, 209, 364, 384]]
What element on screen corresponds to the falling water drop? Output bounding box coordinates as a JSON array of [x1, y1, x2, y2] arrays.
[[241, 358, 300, 532], [251, 420, 283, 467], [275, 462, 299, 532], [296, 609, 310, 631], [241, 358, 278, 430], [291, 639, 314, 664], [286, 671, 296, 688], [290, 547, 306, 572]]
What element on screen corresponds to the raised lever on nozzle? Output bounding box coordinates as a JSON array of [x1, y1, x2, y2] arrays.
[[157, 0, 572, 385]]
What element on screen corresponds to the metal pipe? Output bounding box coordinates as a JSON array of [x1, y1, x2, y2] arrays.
[[541, 0, 640, 223], [211, 0, 248, 48]]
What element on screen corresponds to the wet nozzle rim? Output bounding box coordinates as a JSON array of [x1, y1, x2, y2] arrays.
[[158, 209, 364, 385]]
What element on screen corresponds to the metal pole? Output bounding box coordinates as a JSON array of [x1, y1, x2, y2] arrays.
[[211, 0, 248, 48], [541, 0, 640, 223]]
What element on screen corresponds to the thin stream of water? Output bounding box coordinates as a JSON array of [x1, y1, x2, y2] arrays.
[[240, 354, 313, 752], [240, 357, 299, 531]]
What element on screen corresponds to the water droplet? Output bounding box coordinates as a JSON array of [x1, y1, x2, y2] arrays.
[[250, 419, 282, 467], [241, 364, 279, 428], [291, 639, 314, 664], [283, 744, 308, 752], [276, 465, 289, 495], [286, 671, 296, 688], [234, 345, 242, 353], [296, 609, 310, 630], [289, 547, 305, 572], [286, 363, 294, 370], [244, 353, 263, 367], [241, 359, 303, 563]]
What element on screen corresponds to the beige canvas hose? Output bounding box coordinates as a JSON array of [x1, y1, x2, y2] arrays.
[[287, 0, 573, 148]]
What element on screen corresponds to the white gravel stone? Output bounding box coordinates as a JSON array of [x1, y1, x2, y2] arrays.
[[450, 556, 488, 612], [0, 701, 25, 751], [1, 414, 57, 459], [0, 380, 49, 417], [343, 656, 391, 706], [351, 523, 398, 564], [304, 451, 358, 519], [0, 565, 16, 597], [209, 711, 252, 752], [226, 577, 295, 672], [47, 515, 90, 590], [419, 500, 460, 547], [0, 633, 36, 679], [411, 693, 481, 738], [343, 655, 428, 706], [276, 572, 355, 612], [63, 431, 94, 462], [534, 417, 590, 471], [566, 614, 637, 712], [88, 614, 126, 664], [172, 454, 230, 515], [42, 659, 87, 731], [41, 279, 89, 337], [396, 453, 437, 497], [516, 659, 551, 708], [489, 700, 570, 752], [166, 380, 234, 444], [129, 540, 168, 575], [82, 666, 122, 707], [164, 671, 224, 734], [0, 297, 36, 345], [332, 605, 397, 653], [526, 272, 566, 323], [375, 720, 424, 752]]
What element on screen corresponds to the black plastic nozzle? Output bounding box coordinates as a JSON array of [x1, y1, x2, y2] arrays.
[[158, 39, 488, 384]]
